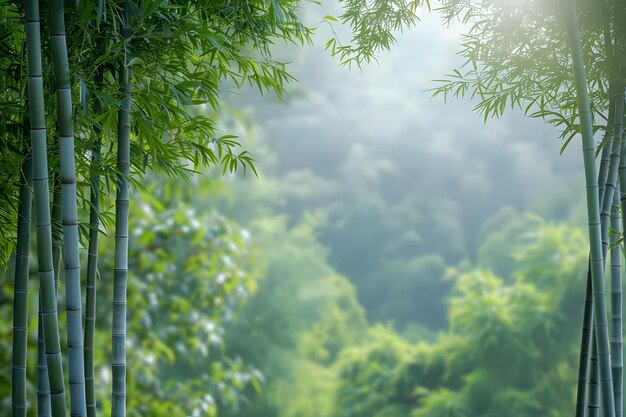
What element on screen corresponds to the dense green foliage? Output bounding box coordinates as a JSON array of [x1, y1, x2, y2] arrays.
[[0, 0, 314, 265], [98, 189, 262, 417]]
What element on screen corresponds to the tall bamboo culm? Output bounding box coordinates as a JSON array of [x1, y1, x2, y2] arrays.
[[595, 90, 624, 417], [85, 68, 104, 417], [600, 87, 624, 263], [85, 143, 100, 417], [611, 182, 623, 417], [37, 309, 51, 417], [607, 86, 626, 417], [112, 2, 131, 416], [25, 0, 68, 414], [616, 96, 626, 417], [589, 337, 600, 416], [39, 179, 57, 417], [575, 96, 615, 417], [52, 182, 62, 288], [576, 268, 595, 417], [49, 0, 87, 414], [39, 182, 63, 417], [566, 1, 616, 417], [11, 146, 33, 417]]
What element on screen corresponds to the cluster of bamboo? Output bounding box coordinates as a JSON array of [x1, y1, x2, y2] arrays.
[[11, 0, 130, 417], [568, 2, 625, 417]]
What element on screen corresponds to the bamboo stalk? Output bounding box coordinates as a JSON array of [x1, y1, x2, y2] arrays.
[[612, 180, 623, 417], [600, 85, 624, 263], [616, 99, 626, 417], [85, 67, 104, 417], [49, 0, 87, 413], [25, 0, 68, 413], [112, 3, 131, 416], [566, 2, 616, 416], [11, 146, 33, 417], [589, 331, 600, 417], [37, 304, 51, 417], [592, 90, 625, 417], [52, 181, 62, 289], [39, 179, 62, 417], [576, 93, 616, 417]]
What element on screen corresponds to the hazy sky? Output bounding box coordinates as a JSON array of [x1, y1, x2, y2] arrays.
[[232, 4, 586, 220]]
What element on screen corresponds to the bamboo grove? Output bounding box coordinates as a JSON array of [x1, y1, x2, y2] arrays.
[[3, 0, 315, 416]]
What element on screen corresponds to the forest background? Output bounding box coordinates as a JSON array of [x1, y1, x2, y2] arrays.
[[0, 2, 595, 417]]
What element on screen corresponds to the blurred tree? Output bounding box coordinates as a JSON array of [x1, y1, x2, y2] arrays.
[[375, 254, 449, 330], [331, 218, 587, 417], [223, 214, 367, 417], [95, 183, 263, 417]]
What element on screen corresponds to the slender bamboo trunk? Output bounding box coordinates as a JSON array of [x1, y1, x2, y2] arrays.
[[11, 146, 33, 417], [49, 0, 87, 414], [576, 94, 616, 417], [39, 180, 62, 417], [38, 307, 51, 417], [576, 267, 595, 417], [612, 182, 623, 417], [566, 2, 616, 417], [599, 116, 615, 198], [586, 35, 618, 415], [589, 333, 600, 416], [588, 88, 617, 417], [52, 181, 62, 288], [25, 0, 68, 414], [85, 67, 103, 417], [112, 3, 131, 416], [592, 92, 624, 417], [607, 86, 626, 417], [39, 165, 54, 417], [611, 0, 626, 411], [611, 96, 626, 415], [40, 142, 58, 417], [600, 89, 624, 262], [85, 142, 100, 417]]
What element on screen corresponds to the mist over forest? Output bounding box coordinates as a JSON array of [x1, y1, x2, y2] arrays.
[[219, 8, 586, 328]]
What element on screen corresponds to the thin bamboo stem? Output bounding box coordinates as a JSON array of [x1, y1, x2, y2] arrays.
[[39, 179, 62, 417], [85, 67, 103, 417], [49, 0, 87, 413], [566, 2, 616, 416], [25, 0, 68, 413], [611, 183, 623, 417], [11, 146, 33, 417], [112, 3, 131, 416], [51, 181, 62, 289], [576, 91, 616, 417], [37, 305, 51, 417]]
